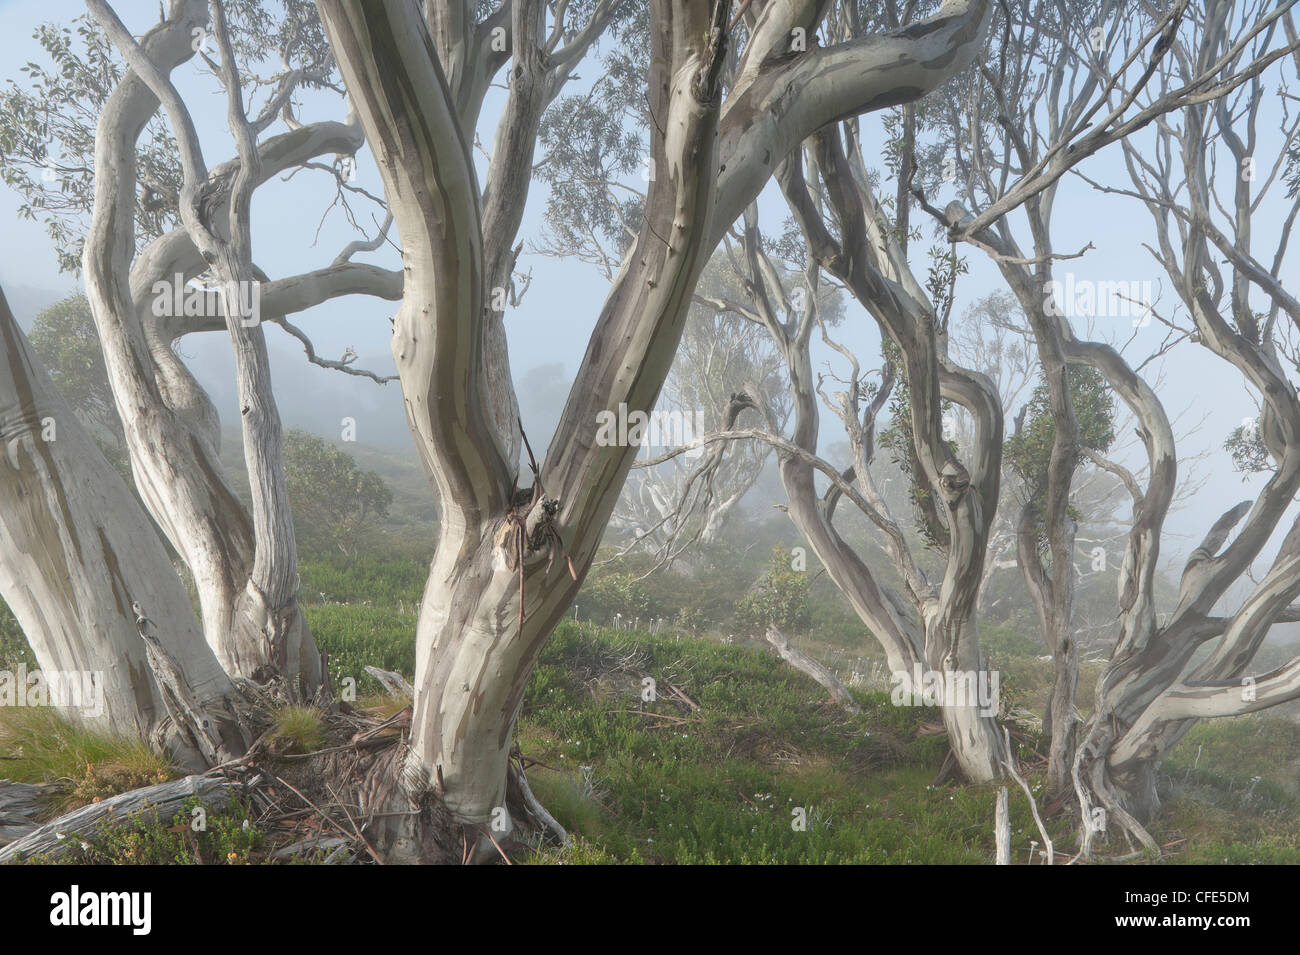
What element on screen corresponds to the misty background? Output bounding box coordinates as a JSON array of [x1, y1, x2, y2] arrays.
[[0, 0, 1294, 625]]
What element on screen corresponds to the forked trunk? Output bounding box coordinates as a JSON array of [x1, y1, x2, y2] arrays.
[[319, 0, 996, 861]]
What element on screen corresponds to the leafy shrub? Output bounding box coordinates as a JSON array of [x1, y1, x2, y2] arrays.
[[579, 572, 655, 624], [734, 546, 810, 635], [41, 796, 267, 865], [284, 430, 394, 559]]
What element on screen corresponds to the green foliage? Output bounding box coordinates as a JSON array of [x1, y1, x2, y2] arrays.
[[675, 606, 707, 635], [0, 600, 35, 671], [0, 16, 181, 272], [535, 3, 651, 266], [1004, 365, 1116, 547], [34, 796, 267, 865], [875, 339, 955, 549], [580, 572, 655, 624], [26, 293, 130, 477], [27, 294, 117, 437], [735, 546, 811, 635], [923, 243, 969, 323], [1224, 419, 1271, 476], [1004, 364, 1116, 496], [0, 6, 334, 273], [284, 430, 393, 559]]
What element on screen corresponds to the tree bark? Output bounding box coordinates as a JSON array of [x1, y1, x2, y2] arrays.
[[317, 0, 997, 860], [84, 0, 322, 694], [0, 286, 242, 760]]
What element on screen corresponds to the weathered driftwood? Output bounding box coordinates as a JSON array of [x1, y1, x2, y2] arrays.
[[364, 666, 413, 700], [0, 781, 58, 846], [271, 834, 350, 862], [765, 627, 860, 714], [0, 823, 36, 845], [994, 787, 1010, 865], [0, 774, 235, 863], [0, 780, 53, 825], [1002, 728, 1053, 865], [506, 753, 570, 849]]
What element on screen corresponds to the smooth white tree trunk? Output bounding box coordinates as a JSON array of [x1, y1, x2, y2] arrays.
[[0, 287, 241, 760]]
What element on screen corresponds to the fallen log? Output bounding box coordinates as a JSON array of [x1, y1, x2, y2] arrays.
[[0, 774, 236, 863], [0, 780, 59, 847], [0, 780, 56, 825], [764, 626, 860, 713]]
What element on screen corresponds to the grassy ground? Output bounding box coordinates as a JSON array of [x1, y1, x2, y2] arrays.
[[513, 623, 1064, 864], [1, 558, 1297, 864]]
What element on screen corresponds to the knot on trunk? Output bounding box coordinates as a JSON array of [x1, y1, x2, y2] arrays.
[[938, 461, 970, 501], [494, 490, 562, 570], [524, 496, 560, 554]]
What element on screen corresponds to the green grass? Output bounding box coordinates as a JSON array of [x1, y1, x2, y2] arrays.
[[300, 555, 428, 607], [305, 602, 417, 696], [1153, 716, 1300, 864], [0, 707, 177, 812], [269, 705, 326, 755], [4, 555, 1300, 864], [514, 623, 1068, 864]]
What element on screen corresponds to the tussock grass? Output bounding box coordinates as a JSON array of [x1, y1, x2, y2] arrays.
[[269, 705, 326, 755]]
